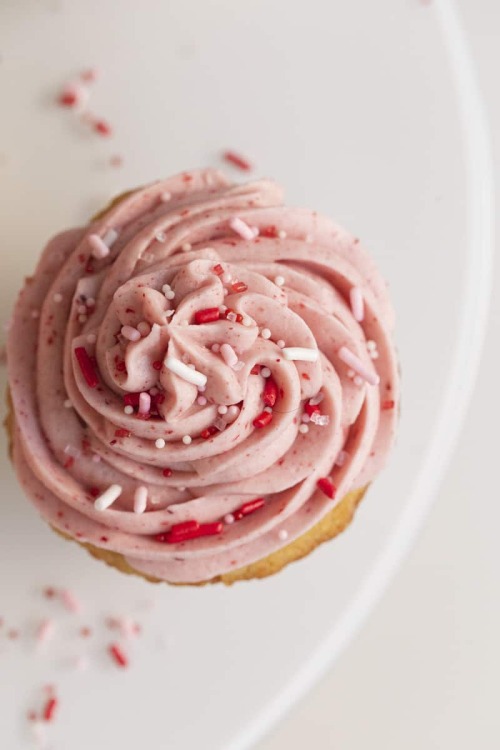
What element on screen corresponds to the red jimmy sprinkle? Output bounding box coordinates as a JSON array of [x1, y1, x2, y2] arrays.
[[195, 307, 220, 325], [108, 643, 128, 668], [253, 411, 273, 429], [263, 378, 278, 408], [43, 697, 58, 722], [222, 150, 253, 172], [74, 347, 99, 388], [233, 498, 265, 520], [317, 477, 336, 499]]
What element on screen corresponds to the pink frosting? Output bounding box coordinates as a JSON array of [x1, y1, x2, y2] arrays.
[[7, 169, 399, 583]]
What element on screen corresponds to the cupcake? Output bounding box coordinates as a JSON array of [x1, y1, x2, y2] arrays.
[[6, 168, 399, 585]]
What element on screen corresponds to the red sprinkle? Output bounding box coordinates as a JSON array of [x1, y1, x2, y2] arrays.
[[152, 360, 163, 371], [223, 308, 244, 324], [233, 497, 265, 520], [43, 697, 58, 722], [212, 264, 224, 276], [94, 119, 112, 137], [123, 392, 141, 406], [253, 411, 273, 429], [155, 520, 223, 544], [114, 429, 131, 438], [260, 225, 278, 238], [222, 150, 252, 172], [162, 468, 173, 478], [317, 477, 336, 499], [74, 347, 99, 388], [382, 400, 395, 410], [200, 425, 218, 440], [108, 643, 128, 668], [231, 281, 248, 294], [304, 401, 321, 417], [89, 487, 100, 498], [195, 307, 220, 325], [43, 587, 57, 599], [263, 378, 278, 408], [250, 364, 261, 375], [58, 89, 77, 107]]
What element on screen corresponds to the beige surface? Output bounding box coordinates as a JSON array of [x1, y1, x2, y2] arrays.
[[258, 3, 500, 747]]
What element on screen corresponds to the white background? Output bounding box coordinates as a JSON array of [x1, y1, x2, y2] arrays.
[[259, 3, 499, 748]]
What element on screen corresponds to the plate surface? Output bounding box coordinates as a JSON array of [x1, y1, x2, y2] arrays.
[[0, 1, 492, 748]]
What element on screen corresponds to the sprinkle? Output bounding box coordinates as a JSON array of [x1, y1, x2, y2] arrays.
[[88, 234, 110, 259], [138, 392, 151, 416], [214, 416, 227, 431], [261, 367, 271, 378], [102, 228, 119, 247], [217, 404, 228, 415], [278, 229, 287, 239], [152, 360, 163, 371], [86, 333, 97, 344], [165, 310, 175, 318], [78, 314, 88, 324], [162, 468, 173, 477], [155, 230, 166, 242], [274, 275, 285, 287], [282, 347, 318, 362], [224, 513, 235, 524], [263, 406, 273, 413], [165, 356, 207, 388], [225, 405, 240, 422], [114, 428, 131, 438], [366, 339, 376, 351], [197, 396, 207, 406], [260, 226, 278, 238], [94, 119, 112, 137], [108, 643, 128, 668], [201, 425, 218, 439], [231, 281, 248, 293], [155, 438, 166, 449], [53, 292, 63, 303], [226, 311, 237, 322], [309, 392, 324, 406], [370, 350, 379, 360], [260, 328, 271, 339], [181, 242, 192, 252], [222, 150, 252, 171], [137, 321, 151, 337], [382, 399, 395, 410], [220, 343, 238, 369], [299, 424, 309, 434], [121, 325, 141, 342], [233, 497, 265, 520], [133, 486, 148, 514], [349, 286, 364, 322], [222, 271, 232, 284], [253, 411, 273, 428], [77, 304, 87, 315], [58, 83, 81, 107], [276, 339, 286, 348], [213, 263, 224, 276], [195, 307, 220, 324], [63, 399, 72, 408], [43, 697, 58, 722], [211, 343, 221, 353], [233, 360, 245, 372], [310, 413, 330, 426], [338, 346, 379, 385], [31, 309, 40, 319], [94, 484, 122, 511], [61, 589, 82, 613], [263, 377, 278, 407], [353, 375, 363, 387], [81, 67, 99, 82], [301, 414, 310, 423], [74, 346, 99, 388], [335, 450, 349, 466], [317, 477, 336, 499], [155, 520, 222, 543], [36, 618, 55, 646], [161, 191, 172, 202], [242, 316, 252, 327], [305, 403, 321, 419], [229, 216, 255, 241], [182, 435, 192, 445], [278, 529, 289, 541]]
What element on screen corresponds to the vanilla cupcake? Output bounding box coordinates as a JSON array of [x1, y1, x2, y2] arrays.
[[6, 168, 399, 585]]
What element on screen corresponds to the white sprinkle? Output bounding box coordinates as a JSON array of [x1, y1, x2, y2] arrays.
[[220, 343, 238, 368], [219, 305, 227, 313], [370, 350, 379, 360], [263, 406, 273, 413], [78, 315, 87, 324], [274, 275, 285, 287], [260, 328, 271, 339], [138, 392, 151, 415], [225, 405, 240, 422], [124, 404, 134, 415], [211, 343, 220, 353], [217, 405, 228, 415], [224, 513, 235, 525], [53, 292, 63, 303], [94, 484, 122, 511], [181, 242, 192, 252], [354, 375, 364, 387], [198, 384, 206, 392], [155, 230, 166, 243], [197, 396, 207, 406], [91, 454, 101, 463], [121, 325, 141, 342], [278, 529, 289, 541], [278, 229, 287, 239], [88, 234, 110, 259], [242, 316, 252, 327], [229, 216, 255, 241], [277, 339, 285, 348], [349, 286, 364, 322], [155, 438, 166, 449], [63, 399, 72, 408], [338, 345, 380, 386], [137, 321, 151, 337], [310, 412, 330, 426], [182, 435, 192, 445], [299, 424, 309, 434], [161, 191, 172, 202], [261, 367, 271, 378], [165, 310, 175, 318], [335, 450, 349, 467], [31, 309, 40, 319], [301, 413, 310, 423], [162, 283, 171, 293], [309, 392, 324, 406], [233, 360, 245, 371], [102, 228, 119, 248], [366, 339, 376, 351], [188, 363, 196, 369], [282, 347, 318, 362], [222, 272, 232, 284], [133, 486, 148, 514], [165, 290, 175, 300], [86, 333, 97, 344], [86, 297, 95, 307], [165, 356, 207, 387]]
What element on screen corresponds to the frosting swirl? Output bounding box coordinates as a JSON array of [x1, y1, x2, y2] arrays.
[[7, 168, 399, 583]]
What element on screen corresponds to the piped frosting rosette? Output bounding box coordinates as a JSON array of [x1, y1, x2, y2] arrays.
[[7, 168, 399, 583]]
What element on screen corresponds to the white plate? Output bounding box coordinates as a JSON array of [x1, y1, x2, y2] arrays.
[[0, 1, 492, 748]]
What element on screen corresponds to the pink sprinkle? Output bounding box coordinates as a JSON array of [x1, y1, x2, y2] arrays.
[[335, 450, 349, 466], [36, 618, 55, 646], [220, 343, 238, 368], [88, 234, 110, 259], [197, 396, 207, 406], [225, 405, 240, 423], [138, 392, 151, 415], [57, 82, 88, 108], [94, 118, 112, 137], [81, 67, 99, 83], [222, 150, 253, 171], [229, 217, 255, 241], [338, 346, 379, 386], [60, 589, 82, 614], [349, 286, 364, 322], [121, 325, 141, 342], [224, 513, 235, 524], [137, 321, 151, 337]]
